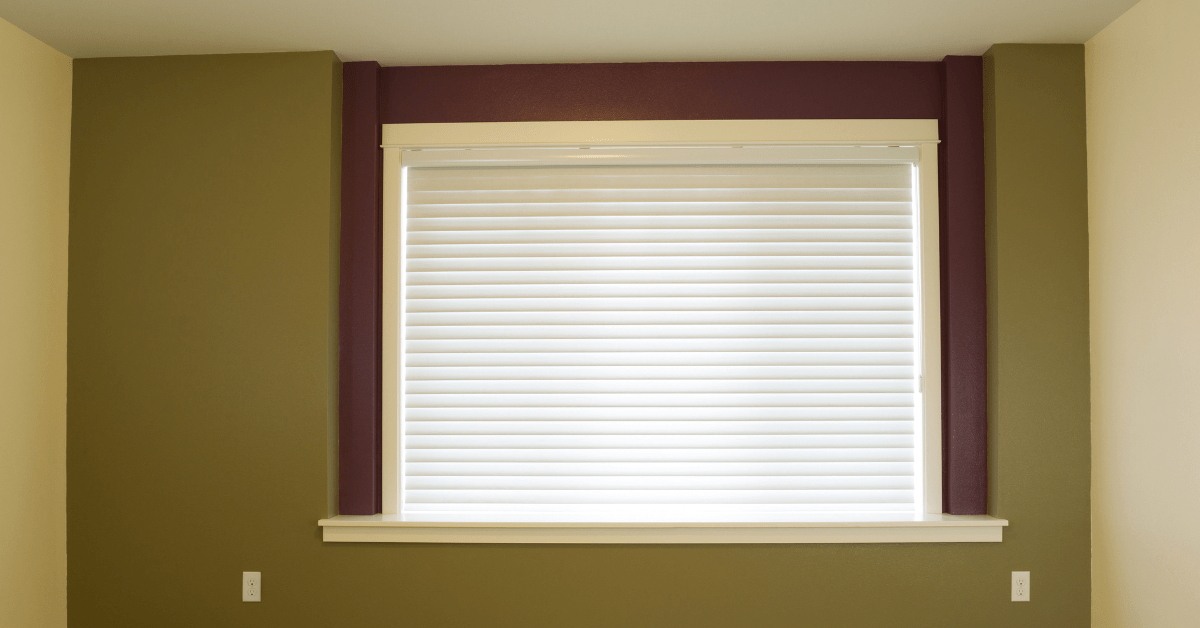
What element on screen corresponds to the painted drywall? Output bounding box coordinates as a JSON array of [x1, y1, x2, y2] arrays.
[[983, 44, 1092, 621], [1086, 0, 1200, 625], [66, 51, 342, 625], [0, 16, 72, 628], [67, 49, 1089, 627]]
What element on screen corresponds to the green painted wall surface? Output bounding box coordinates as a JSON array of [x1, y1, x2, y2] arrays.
[[67, 52, 342, 625], [67, 49, 1089, 627], [984, 44, 1092, 624]]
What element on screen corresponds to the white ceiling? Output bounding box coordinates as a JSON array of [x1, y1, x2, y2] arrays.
[[1, 0, 1137, 66]]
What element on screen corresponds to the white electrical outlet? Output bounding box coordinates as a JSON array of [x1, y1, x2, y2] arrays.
[[1011, 571, 1030, 602], [242, 571, 261, 602]]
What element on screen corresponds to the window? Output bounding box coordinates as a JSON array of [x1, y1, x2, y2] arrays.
[[321, 120, 1006, 543]]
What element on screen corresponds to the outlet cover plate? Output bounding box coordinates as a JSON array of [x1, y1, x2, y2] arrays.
[[1011, 571, 1030, 602], [243, 571, 261, 602]]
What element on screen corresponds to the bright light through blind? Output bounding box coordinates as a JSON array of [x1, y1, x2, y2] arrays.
[[399, 150, 922, 523]]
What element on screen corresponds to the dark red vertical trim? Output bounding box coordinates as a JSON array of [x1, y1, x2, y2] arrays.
[[939, 56, 988, 515], [338, 61, 383, 515]]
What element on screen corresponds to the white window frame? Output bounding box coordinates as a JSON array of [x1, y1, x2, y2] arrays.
[[319, 119, 1007, 543]]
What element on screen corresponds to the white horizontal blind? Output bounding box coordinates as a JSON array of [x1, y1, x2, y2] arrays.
[[400, 151, 919, 522]]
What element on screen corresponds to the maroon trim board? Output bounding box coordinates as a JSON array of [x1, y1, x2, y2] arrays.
[[338, 59, 988, 516], [338, 61, 383, 515], [378, 61, 941, 122], [938, 56, 988, 514]]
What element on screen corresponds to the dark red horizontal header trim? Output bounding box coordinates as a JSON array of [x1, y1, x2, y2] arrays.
[[379, 61, 942, 124]]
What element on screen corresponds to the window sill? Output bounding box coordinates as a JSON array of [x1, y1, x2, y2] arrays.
[[317, 514, 1008, 544]]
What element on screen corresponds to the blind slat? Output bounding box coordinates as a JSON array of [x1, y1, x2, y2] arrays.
[[409, 476, 913, 490], [406, 392, 914, 408], [407, 352, 915, 368], [406, 297, 914, 313], [407, 420, 913, 434], [409, 202, 915, 218], [409, 228, 912, 245], [407, 338, 914, 353], [407, 284, 912, 299], [408, 215, 912, 231], [408, 407, 915, 420], [408, 452, 913, 464], [407, 311, 913, 326], [407, 366, 913, 380], [408, 242, 915, 259], [407, 379, 914, 394], [408, 269, 913, 284]]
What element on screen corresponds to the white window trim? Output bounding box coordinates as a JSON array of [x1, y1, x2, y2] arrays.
[[318, 119, 1007, 544], [319, 513, 1005, 544]]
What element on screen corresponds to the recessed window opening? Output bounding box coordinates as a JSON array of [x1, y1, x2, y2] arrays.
[[384, 136, 941, 525]]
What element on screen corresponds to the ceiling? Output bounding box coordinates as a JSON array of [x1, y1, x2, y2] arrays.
[[1, 0, 1137, 66]]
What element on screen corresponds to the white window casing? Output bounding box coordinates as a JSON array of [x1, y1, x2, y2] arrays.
[[319, 120, 1006, 543]]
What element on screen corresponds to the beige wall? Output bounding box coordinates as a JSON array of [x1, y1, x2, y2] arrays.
[[0, 16, 72, 628], [1087, 0, 1200, 626]]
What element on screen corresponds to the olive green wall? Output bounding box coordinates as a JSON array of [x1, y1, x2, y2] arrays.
[[67, 48, 1090, 627], [67, 52, 342, 625], [984, 43, 1092, 621]]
